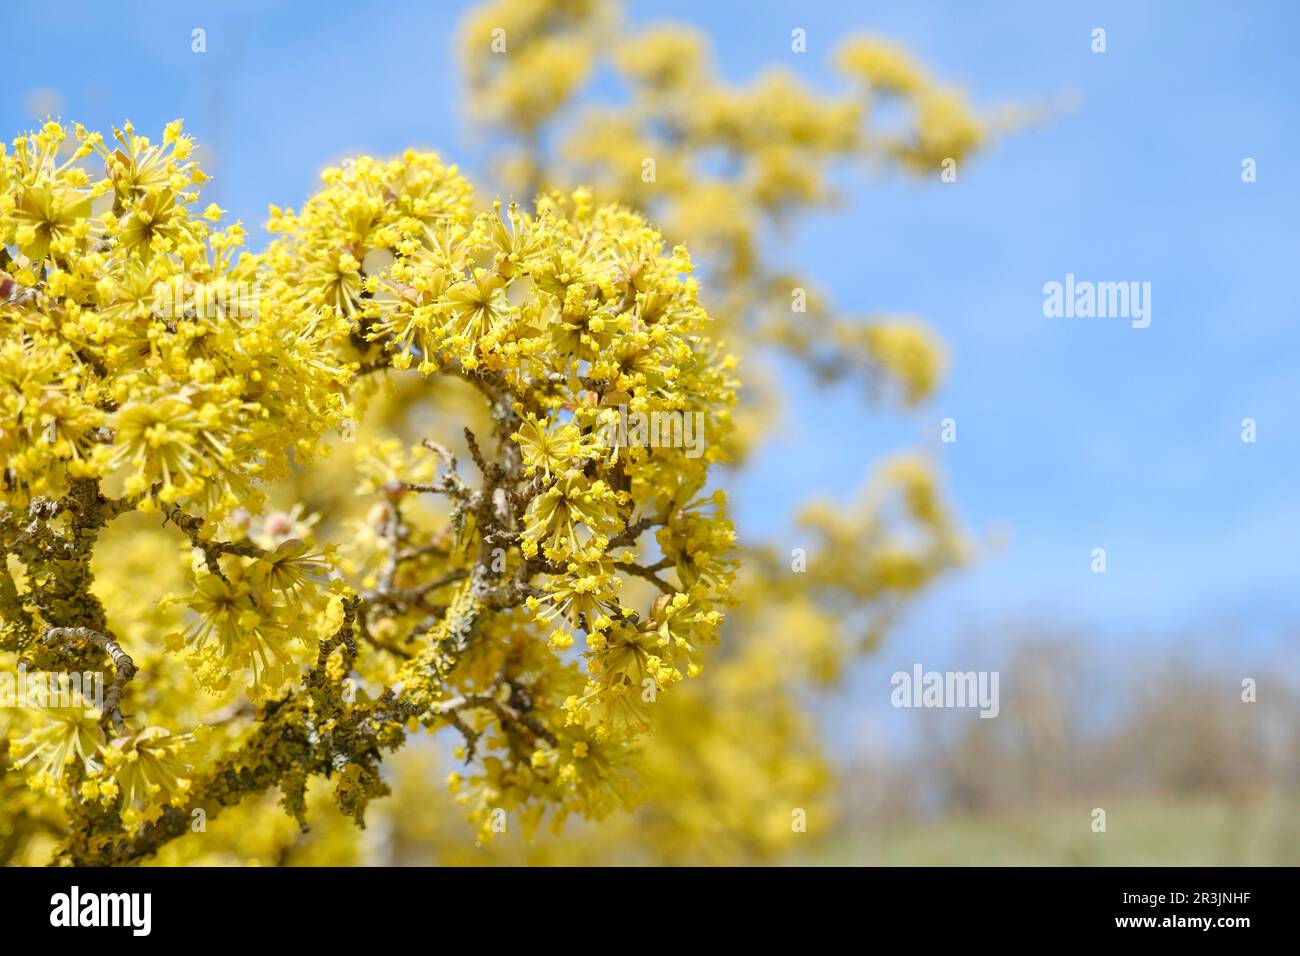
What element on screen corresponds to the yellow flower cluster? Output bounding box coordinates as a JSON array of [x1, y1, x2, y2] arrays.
[[460, 0, 612, 136], [271, 160, 739, 837], [163, 536, 337, 698], [8, 707, 203, 827], [0, 120, 351, 514], [265, 151, 473, 325], [460, 2, 997, 410], [835, 37, 985, 169], [2, 117, 739, 859]]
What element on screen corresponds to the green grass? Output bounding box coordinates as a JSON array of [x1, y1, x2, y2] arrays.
[[820, 791, 1300, 865]]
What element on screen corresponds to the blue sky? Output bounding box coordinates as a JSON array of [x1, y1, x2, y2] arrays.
[[6, 0, 1297, 679]]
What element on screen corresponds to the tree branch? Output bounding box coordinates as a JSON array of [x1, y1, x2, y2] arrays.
[[42, 626, 137, 733]]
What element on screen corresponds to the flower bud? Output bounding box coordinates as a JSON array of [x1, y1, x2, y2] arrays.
[[264, 511, 293, 537]]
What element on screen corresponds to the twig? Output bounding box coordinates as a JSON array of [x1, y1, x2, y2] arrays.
[[360, 568, 470, 609], [607, 514, 662, 550], [160, 502, 266, 578], [622, 562, 676, 595], [42, 626, 137, 733]]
